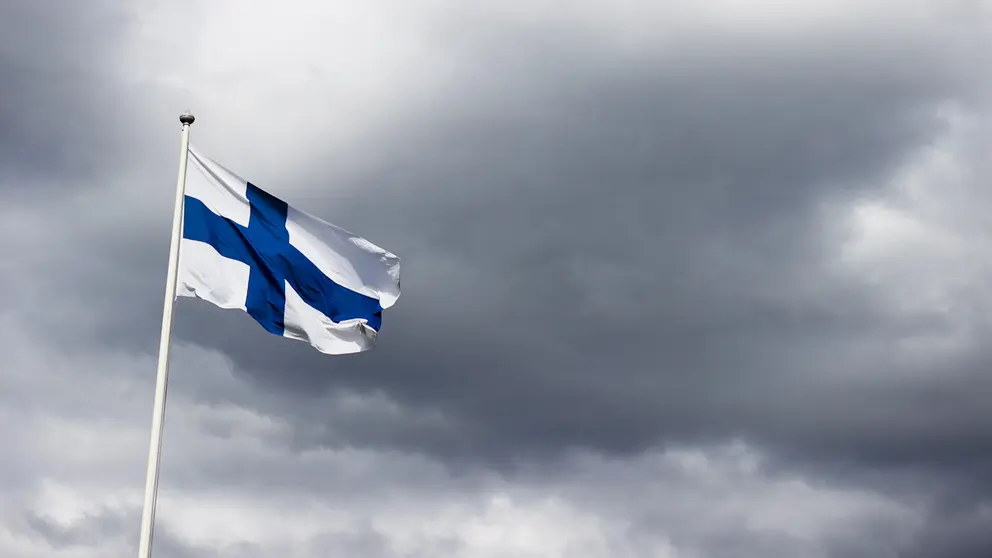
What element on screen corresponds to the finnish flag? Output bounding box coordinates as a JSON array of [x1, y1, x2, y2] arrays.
[[176, 146, 401, 355]]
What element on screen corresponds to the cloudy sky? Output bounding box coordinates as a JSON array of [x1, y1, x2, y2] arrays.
[[2, 0, 992, 556]]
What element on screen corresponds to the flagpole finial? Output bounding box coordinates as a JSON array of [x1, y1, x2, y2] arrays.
[[179, 111, 195, 126]]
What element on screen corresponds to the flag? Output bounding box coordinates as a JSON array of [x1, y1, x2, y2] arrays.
[[176, 145, 401, 355]]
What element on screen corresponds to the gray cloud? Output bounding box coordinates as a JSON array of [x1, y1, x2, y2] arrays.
[[159, 13, 984, 467], [3, 0, 992, 556]]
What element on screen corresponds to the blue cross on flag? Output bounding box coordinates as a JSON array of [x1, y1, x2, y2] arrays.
[[176, 145, 401, 354]]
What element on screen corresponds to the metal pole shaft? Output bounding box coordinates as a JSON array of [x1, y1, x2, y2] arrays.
[[136, 111, 195, 558]]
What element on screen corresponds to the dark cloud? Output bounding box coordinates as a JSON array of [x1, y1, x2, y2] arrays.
[[4, 1, 992, 556], [158, 18, 979, 467], [0, 0, 151, 190], [901, 503, 992, 558]]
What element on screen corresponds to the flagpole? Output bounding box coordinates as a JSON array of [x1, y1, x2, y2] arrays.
[[136, 111, 195, 558]]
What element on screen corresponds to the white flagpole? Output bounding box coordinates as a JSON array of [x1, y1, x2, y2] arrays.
[[136, 111, 195, 558]]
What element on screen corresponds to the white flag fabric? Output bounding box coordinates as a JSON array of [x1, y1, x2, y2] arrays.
[[176, 145, 401, 355]]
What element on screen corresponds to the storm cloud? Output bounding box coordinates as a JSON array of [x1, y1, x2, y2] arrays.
[[2, 0, 992, 556]]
